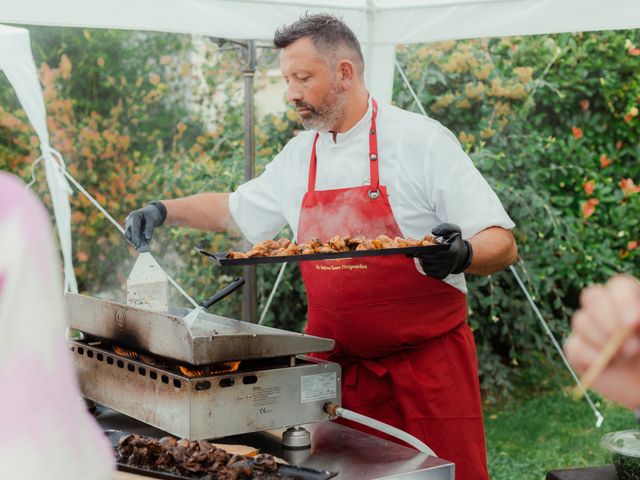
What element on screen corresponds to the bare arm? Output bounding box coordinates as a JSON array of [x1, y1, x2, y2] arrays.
[[466, 226, 518, 275], [163, 193, 238, 233]]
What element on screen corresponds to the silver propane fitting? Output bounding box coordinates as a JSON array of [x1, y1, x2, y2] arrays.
[[282, 425, 311, 449]]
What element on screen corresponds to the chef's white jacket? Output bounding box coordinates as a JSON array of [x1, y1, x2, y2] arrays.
[[229, 99, 515, 293]]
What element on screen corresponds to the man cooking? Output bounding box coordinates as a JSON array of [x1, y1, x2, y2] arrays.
[[126, 14, 517, 480]]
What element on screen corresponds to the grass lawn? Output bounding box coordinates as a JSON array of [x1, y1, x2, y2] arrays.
[[484, 390, 638, 479]]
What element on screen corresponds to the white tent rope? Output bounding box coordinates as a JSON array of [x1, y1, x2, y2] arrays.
[[34, 148, 199, 309], [45, 149, 125, 235], [258, 260, 288, 325], [26, 154, 43, 189], [395, 59, 428, 117], [510, 265, 604, 427], [395, 60, 605, 427]]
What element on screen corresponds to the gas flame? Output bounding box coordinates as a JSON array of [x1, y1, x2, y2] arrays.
[[178, 366, 204, 377], [210, 361, 241, 375], [113, 345, 138, 359], [178, 361, 241, 378]]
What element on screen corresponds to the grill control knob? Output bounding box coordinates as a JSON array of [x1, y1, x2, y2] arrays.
[[282, 426, 311, 449]]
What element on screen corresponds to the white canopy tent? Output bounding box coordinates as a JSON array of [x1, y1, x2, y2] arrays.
[[1, 0, 639, 295], [0, 24, 77, 294], [2, 0, 640, 103]]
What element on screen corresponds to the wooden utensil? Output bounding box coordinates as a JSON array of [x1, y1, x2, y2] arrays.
[[572, 323, 637, 400]]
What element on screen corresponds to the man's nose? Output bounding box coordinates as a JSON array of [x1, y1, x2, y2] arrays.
[[287, 84, 303, 102]]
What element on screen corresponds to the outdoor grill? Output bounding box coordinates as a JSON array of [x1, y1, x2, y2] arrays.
[[64, 255, 456, 479], [66, 273, 341, 441]]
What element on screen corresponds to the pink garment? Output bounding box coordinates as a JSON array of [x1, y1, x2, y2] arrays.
[[0, 172, 114, 479]]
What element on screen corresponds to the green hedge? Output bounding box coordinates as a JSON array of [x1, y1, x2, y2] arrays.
[[1, 27, 638, 401]]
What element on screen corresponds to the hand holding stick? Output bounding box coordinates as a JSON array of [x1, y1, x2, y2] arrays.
[[565, 275, 640, 409], [571, 323, 637, 400]]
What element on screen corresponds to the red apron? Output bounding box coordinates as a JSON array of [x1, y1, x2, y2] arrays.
[[297, 100, 489, 480]]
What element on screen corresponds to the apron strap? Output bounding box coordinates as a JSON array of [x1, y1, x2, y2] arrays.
[[308, 133, 320, 192], [306, 99, 381, 196], [369, 99, 380, 195]]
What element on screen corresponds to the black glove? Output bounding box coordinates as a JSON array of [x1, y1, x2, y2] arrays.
[[125, 201, 167, 252], [415, 223, 473, 280]]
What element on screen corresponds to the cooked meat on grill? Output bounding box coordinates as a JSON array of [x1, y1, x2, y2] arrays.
[[116, 434, 287, 479], [283, 243, 302, 255], [227, 234, 436, 259], [276, 238, 291, 248], [327, 235, 349, 252], [302, 238, 322, 251], [228, 251, 249, 259], [355, 240, 374, 251], [345, 236, 365, 249]]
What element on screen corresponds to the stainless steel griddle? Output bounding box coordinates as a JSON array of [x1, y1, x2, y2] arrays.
[[67, 293, 335, 365]]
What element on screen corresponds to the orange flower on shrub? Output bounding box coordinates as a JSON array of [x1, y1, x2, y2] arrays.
[[619, 178, 640, 196], [582, 179, 595, 196], [628, 47, 640, 56], [571, 126, 583, 140], [599, 154, 612, 168], [628, 240, 638, 251], [71, 211, 84, 223], [616, 140, 623, 150], [579, 99, 589, 111], [582, 198, 599, 219], [60, 54, 72, 80]]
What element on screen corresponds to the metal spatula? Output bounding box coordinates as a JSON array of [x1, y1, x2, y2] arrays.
[[127, 250, 202, 328], [127, 251, 170, 312]]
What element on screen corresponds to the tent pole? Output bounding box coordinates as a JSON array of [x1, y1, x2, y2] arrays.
[[242, 40, 258, 323]]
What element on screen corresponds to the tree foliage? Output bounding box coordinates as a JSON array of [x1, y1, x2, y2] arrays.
[[394, 31, 640, 399]]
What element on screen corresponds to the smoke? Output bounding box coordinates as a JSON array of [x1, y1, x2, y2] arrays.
[[299, 188, 399, 242]]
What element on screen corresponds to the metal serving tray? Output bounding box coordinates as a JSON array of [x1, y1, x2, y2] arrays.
[[199, 244, 447, 267], [105, 430, 337, 480], [115, 463, 336, 480]]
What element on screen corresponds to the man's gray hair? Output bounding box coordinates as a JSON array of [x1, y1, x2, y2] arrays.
[[273, 13, 364, 76]]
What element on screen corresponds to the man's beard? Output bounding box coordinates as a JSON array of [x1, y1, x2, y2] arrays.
[[295, 82, 346, 132]]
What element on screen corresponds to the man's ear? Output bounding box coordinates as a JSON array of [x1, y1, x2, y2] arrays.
[[337, 59, 355, 90]]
